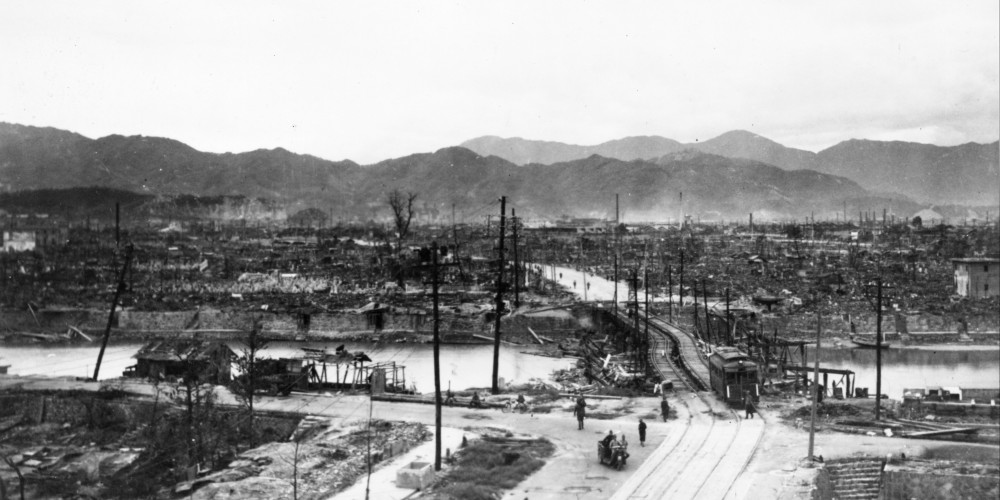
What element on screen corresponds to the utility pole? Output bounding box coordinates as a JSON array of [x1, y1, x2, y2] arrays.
[[692, 298, 700, 341], [667, 263, 673, 322], [875, 277, 883, 420], [115, 202, 120, 248], [703, 279, 711, 345], [808, 309, 821, 462], [725, 287, 731, 345], [512, 209, 520, 309], [616, 193, 620, 226], [451, 203, 465, 279], [93, 244, 133, 381], [630, 270, 640, 371], [644, 268, 650, 374], [678, 191, 683, 229], [613, 255, 618, 316], [432, 242, 442, 470], [491, 197, 506, 394], [678, 251, 685, 308]]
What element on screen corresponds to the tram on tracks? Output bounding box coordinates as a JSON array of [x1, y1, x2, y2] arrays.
[[708, 347, 760, 407]]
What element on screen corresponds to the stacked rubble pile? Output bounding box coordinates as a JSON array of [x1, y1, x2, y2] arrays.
[[176, 419, 429, 500]]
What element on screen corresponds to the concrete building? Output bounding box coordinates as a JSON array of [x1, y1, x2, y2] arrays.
[[2, 231, 35, 252], [952, 258, 1000, 298]]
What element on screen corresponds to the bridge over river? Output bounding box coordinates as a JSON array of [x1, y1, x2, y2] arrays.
[[542, 263, 768, 499]]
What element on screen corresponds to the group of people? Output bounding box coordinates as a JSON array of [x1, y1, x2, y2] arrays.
[[601, 429, 628, 448], [578, 394, 663, 449], [444, 390, 530, 412]]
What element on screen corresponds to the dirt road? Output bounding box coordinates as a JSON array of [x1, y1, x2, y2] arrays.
[[248, 392, 676, 499]]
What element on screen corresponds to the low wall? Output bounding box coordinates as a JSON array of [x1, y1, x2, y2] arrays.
[[812, 466, 834, 500], [662, 306, 999, 343], [0, 309, 107, 332], [3, 306, 591, 344], [900, 400, 1000, 419], [882, 466, 1000, 500], [777, 312, 999, 338]]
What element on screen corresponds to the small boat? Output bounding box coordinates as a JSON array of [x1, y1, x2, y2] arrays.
[[849, 335, 891, 349]]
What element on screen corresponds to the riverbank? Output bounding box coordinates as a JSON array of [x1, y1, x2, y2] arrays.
[[4, 374, 997, 499], [0, 375, 678, 499]]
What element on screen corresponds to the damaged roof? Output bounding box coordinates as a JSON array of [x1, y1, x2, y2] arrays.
[[134, 340, 235, 361]]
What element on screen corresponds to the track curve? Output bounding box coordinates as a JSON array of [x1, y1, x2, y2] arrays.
[[610, 309, 766, 500]]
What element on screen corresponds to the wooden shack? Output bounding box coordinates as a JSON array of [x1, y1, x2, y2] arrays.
[[126, 340, 235, 384]]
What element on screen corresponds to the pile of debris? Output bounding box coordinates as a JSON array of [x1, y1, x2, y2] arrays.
[[0, 444, 141, 498], [175, 419, 429, 500]]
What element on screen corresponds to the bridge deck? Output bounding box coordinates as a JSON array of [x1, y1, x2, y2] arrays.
[[615, 310, 711, 391]]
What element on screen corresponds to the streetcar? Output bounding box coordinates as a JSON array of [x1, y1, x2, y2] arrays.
[[708, 347, 759, 407]]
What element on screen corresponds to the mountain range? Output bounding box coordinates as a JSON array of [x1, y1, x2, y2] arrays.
[[0, 122, 992, 222], [461, 131, 999, 205]]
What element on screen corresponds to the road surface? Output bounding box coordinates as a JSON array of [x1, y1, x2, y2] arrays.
[[541, 263, 768, 499]]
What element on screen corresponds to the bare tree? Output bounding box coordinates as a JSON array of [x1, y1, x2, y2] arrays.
[[230, 317, 268, 446], [2, 455, 25, 500], [387, 190, 417, 252]]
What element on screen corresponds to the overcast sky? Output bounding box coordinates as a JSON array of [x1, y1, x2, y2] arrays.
[[2, 1, 997, 164]]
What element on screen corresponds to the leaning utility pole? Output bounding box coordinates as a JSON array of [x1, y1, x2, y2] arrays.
[[93, 243, 133, 381], [431, 242, 442, 470], [491, 197, 507, 394]]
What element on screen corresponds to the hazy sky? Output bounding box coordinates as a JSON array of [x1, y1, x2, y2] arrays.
[[2, 1, 997, 164]]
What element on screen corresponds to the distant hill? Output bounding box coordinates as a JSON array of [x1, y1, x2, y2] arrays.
[[813, 139, 999, 206], [0, 122, 363, 211], [460, 131, 1000, 205], [460, 135, 685, 166], [0, 122, 932, 221], [460, 130, 817, 168], [690, 130, 818, 170], [352, 148, 883, 221]]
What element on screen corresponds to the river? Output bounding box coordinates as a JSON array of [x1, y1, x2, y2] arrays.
[[808, 345, 1000, 400], [543, 263, 1000, 399], [0, 341, 574, 394]]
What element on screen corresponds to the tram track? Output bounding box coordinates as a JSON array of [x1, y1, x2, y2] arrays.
[[610, 308, 766, 500]]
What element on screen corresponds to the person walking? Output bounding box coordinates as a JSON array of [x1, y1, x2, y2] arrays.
[[744, 392, 756, 419], [573, 397, 587, 429], [638, 418, 647, 447], [660, 397, 670, 422]]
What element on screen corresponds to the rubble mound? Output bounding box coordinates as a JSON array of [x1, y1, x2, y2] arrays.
[[786, 402, 867, 421]]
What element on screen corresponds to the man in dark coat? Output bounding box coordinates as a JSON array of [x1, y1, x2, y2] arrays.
[[660, 397, 670, 422], [573, 397, 587, 430], [638, 418, 647, 447], [744, 391, 756, 419], [601, 430, 615, 459]]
